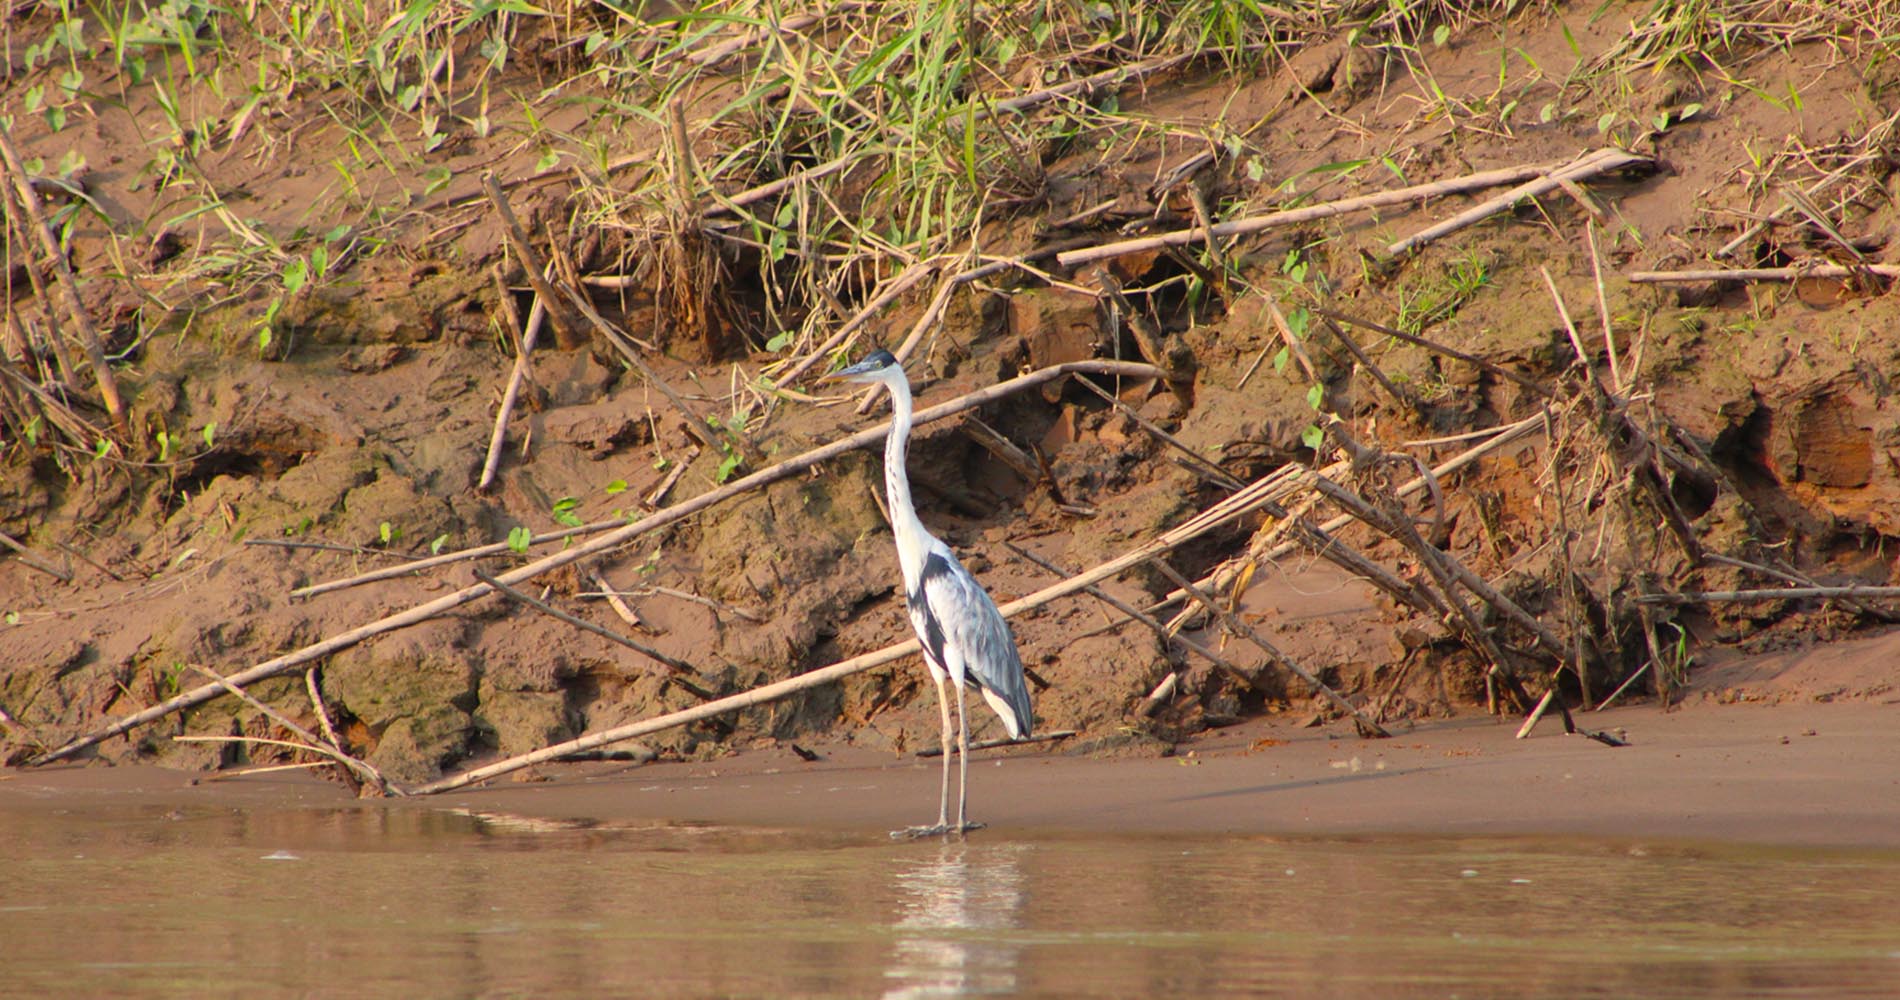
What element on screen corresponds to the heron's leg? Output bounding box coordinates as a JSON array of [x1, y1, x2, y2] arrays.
[[934, 673, 952, 830], [955, 682, 972, 832], [893, 672, 954, 840]]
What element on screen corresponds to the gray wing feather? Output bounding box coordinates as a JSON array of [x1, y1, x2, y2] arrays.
[[909, 546, 1034, 739]]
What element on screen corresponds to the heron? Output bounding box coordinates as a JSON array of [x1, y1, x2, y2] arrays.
[[826, 349, 1034, 839]]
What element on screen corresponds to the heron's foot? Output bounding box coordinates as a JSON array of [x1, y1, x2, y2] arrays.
[[888, 820, 986, 840]]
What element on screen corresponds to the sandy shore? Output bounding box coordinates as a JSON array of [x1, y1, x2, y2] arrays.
[[6, 698, 1895, 849]]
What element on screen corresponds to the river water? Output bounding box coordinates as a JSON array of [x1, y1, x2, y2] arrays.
[[4, 802, 1896, 998]]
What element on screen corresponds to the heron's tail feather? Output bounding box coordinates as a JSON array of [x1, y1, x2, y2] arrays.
[[975, 652, 1034, 740]]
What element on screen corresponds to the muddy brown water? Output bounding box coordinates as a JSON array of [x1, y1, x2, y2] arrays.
[[5, 800, 1898, 999]]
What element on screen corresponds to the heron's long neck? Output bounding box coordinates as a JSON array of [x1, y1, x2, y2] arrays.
[[880, 372, 930, 570]]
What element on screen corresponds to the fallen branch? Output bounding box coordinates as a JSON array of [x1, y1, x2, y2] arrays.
[[1627, 264, 1900, 283], [30, 360, 1164, 766], [1702, 553, 1900, 624], [1057, 155, 1609, 269], [1633, 585, 1900, 604], [1385, 148, 1651, 258]]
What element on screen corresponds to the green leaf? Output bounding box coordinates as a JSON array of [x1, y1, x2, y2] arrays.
[[379, 521, 393, 545], [507, 525, 532, 554], [1301, 424, 1324, 450], [604, 479, 628, 495], [1432, 24, 1449, 47], [422, 166, 453, 196], [1680, 102, 1703, 121], [764, 331, 793, 352], [430, 533, 450, 555], [3, 611, 18, 625], [201, 422, 216, 449], [536, 149, 559, 172], [282, 257, 308, 294], [93, 438, 111, 459], [23, 414, 40, 447], [1305, 383, 1324, 410], [1285, 307, 1310, 338], [155, 430, 172, 462], [1596, 111, 1616, 134], [1271, 345, 1290, 373], [551, 496, 583, 527], [714, 448, 742, 483]]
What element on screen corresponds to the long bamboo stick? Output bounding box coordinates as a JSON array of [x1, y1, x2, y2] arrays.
[[1628, 264, 1900, 283]]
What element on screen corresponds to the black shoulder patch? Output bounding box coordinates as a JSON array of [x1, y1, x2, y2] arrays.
[[908, 553, 956, 668]]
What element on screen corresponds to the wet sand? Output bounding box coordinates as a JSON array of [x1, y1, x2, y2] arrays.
[[6, 699, 1896, 849]]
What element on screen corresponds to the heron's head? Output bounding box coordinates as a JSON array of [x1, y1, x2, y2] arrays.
[[824, 349, 903, 385]]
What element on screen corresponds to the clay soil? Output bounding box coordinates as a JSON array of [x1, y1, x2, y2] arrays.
[[1, 1, 1897, 833]]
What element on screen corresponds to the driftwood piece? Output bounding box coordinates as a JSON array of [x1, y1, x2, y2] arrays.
[[28, 361, 1164, 767], [1056, 155, 1614, 269]]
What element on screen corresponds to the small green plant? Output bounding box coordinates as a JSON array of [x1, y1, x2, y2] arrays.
[[155, 429, 177, 462], [551, 496, 583, 527], [604, 479, 628, 495], [506, 525, 532, 554], [378, 521, 400, 545], [430, 533, 450, 555]]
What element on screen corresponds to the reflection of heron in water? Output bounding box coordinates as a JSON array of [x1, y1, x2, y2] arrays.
[[825, 350, 1034, 839], [882, 845, 1027, 1000]]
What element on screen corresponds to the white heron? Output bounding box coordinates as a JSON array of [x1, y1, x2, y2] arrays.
[[827, 349, 1034, 838]]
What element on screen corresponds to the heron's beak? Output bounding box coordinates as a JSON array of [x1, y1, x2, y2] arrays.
[[823, 359, 880, 382]]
